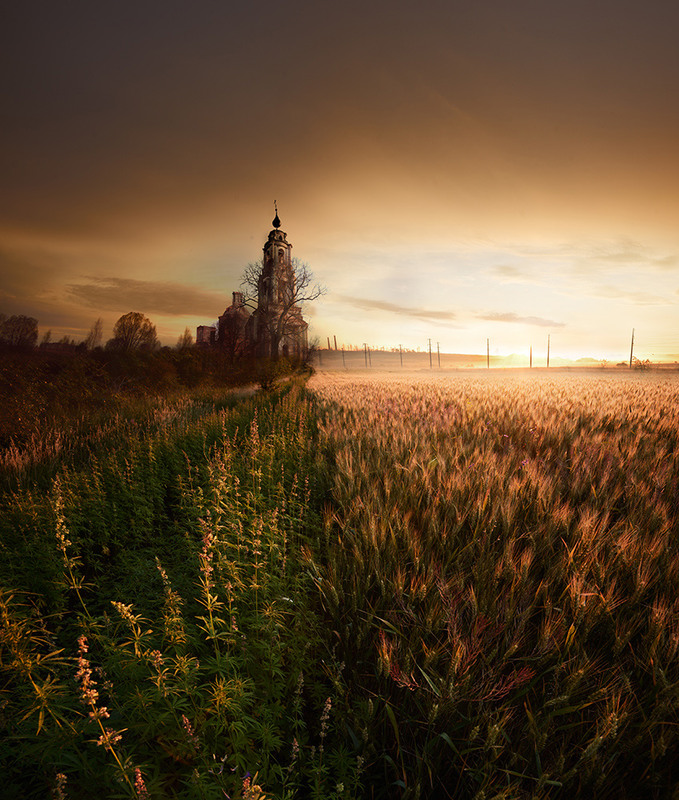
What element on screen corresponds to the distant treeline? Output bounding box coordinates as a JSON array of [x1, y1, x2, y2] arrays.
[[0, 339, 258, 450]]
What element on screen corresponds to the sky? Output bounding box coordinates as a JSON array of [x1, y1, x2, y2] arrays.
[[2, 0, 679, 361]]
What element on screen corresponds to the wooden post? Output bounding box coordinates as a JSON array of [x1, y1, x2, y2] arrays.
[[327, 336, 331, 351], [363, 343, 368, 368], [334, 335, 338, 351], [629, 328, 635, 368], [368, 345, 372, 367]]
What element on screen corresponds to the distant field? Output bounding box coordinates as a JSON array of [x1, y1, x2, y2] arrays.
[[312, 348, 679, 372]]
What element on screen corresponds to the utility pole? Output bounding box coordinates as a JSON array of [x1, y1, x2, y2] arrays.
[[629, 328, 635, 368], [428, 338, 432, 368], [437, 341, 441, 367], [530, 344, 533, 369], [399, 344, 403, 367], [487, 338, 490, 369], [363, 343, 368, 368], [547, 334, 550, 368]]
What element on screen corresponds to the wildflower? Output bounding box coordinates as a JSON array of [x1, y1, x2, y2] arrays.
[[155, 557, 169, 583], [198, 523, 215, 588], [149, 649, 164, 669], [111, 601, 136, 625], [96, 727, 123, 750], [52, 773, 68, 800], [290, 737, 299, 765], [134, 767, 149, 799], [182, 714, 200, 749], [319, 696, 332, 751], [75, 635, 99, 706]]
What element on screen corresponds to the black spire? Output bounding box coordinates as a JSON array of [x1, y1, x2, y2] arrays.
[[272, 201, 281, 229]]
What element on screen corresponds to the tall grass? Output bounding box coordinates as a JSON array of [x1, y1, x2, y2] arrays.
[[1, 380, 359, 799], [307, 371, 679, 799], [3, 369, 679, 798]]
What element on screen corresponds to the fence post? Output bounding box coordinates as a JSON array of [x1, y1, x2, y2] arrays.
[[629, 328, 635, 368]]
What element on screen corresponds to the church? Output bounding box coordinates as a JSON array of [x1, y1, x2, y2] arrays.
[[197, 209, 309, 360]]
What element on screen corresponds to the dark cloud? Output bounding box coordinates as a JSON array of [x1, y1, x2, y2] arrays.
[[339, 295, 456, 325], [67, 277, 225, 317], [478, 312, 565, 328]]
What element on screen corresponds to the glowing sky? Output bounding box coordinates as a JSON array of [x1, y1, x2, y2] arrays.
[[2, 1, 679, 360]]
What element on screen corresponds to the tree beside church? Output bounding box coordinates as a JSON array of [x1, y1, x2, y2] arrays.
[[198, 209, 320, 361]]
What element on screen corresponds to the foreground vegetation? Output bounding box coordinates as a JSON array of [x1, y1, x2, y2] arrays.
[[2, 369, 679, 798]]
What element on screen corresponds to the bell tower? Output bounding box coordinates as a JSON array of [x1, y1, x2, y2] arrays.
[[248, 204, 307, 360], [258, 203, 294, 307]]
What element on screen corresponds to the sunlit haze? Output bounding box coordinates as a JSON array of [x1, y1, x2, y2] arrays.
[[2, 1, 678, 362]]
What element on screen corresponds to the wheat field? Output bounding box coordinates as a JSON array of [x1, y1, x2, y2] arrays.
[[306, 369, 679, 798]]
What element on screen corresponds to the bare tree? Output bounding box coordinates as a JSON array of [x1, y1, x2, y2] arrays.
[[0, 314, 38, 348], [84, 318, 103, 350], [107, 312, 158, 352], [176, 327, 194, 350], [241, 257, 324, 360]]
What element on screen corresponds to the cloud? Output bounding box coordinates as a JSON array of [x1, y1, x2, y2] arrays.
[[478, 311, 565, 328], [591, 284, 671, 305], [338, 295, 456, 324], [590, 242, 678, 269], [67, 277, 226, 317], [490, 264, 538, 283]]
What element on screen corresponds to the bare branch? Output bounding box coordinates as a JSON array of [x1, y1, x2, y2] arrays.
[[239, 256, 325, 360]]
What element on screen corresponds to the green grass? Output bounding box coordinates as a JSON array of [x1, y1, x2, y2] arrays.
[[1, 379, 359, 799]]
